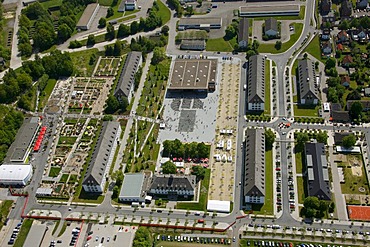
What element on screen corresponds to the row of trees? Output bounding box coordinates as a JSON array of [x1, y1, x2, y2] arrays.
[[162, 139, 210, 159], [295, 131, 328, 152], [0, 4, 11, 70], [301, 196, 335, 219], [338, 16, 370, 30], [0, 109, 24, 163]]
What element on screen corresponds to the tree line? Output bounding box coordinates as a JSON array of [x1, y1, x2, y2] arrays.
[[0, 4, 11, 70], [162, 139, 210, 159]]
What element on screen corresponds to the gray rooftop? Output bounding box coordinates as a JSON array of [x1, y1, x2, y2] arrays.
[[5, 117, 40, 163], [247, 55, 265, 104], [265, 18, 278, 32], [238, 18, 249, 43], [83, 121, 120, 187], [239, 5, 300, 14], [178, 17, 222, 26], [114, 52, 142, 99], [180, 40, 206, 50], [77, 3, 99, 28], [119, 173, 145, 199], [298, 59, 319, 101], [244, 128, 265, 197], [149, 175, 196, 192], [305, 142, 331, 200]]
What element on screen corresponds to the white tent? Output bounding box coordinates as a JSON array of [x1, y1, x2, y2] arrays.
[[207, 200, 230, 213]]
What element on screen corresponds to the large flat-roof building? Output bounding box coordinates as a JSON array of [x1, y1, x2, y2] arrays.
[[83, 121, 121, 193], [5, 117, 40, 163], [118, 173, 147, 202], [298, 59, 319, 105], [239, 5, 300, 17], [148, 175, 196, 199], [168, 59, 217, 92], [114, 51, 142, 103], [180, 40, 206, 51], [247, 55, 265, 111], [76, 3, 100, 30], [305, 142, 331, 200], [238, 18, 249, 48], [178, 18, 222, 31], [244, 128, 265, 204], [0, 164, 33, 186]]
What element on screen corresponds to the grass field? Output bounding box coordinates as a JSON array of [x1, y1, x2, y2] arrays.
[[98, 0, 113, 6], [0, 200, 13, 230], [265, 59, 271, 115], [49, 166, 61, 177], [252, 150, 273, 215], [38, 79, 57, 111], [58, 136, 77, 146], [70, 48, 102, 77], [302, 35, 326, 63], [258, 23, 303, 54], [40, 0, 63, 9], [293, 104, 319, 117], [57, 221, 67, 237], [59, 174, 69, 183], [295, 151, 303, 174], [13, 219, 33, 247], [340, 158, 369, 195], [156, 0, 171, 24], [297, 176, 306, 204], [206, 38, 233, 52], [176, 169, 211, 211]]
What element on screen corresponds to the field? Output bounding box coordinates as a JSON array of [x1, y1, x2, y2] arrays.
[[293, 104, 319, 117], [38, 79, 57, 111], [251, 150, 273, 215], [297, 176, 306, 204], [157, 0, 171, 24], [0, 200, 13, 230], [70, 48, 102, 77], [258, 23, 303, 54], [40, 0, 63, 9], [295, 151, 303, 174], [176, 169, 211, 211], [206, 38, 233, 52], [49, 166, 61, 177], [338, 155, 369, 195], [302, 35, 326, 63]]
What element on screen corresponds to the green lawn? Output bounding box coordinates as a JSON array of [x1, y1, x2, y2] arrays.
[[265, 59, 271, 115], [14, 219, 33, 247], [157, 0, 171, 24], [52, 220, 60, 235], [297, 176, 306, 204], [40, 0, 63, 9], [295, 151, 303, 174], [68, 174, 78, 184], [58, 136, 77, 146], [59, 174, 69, 183], [38, 79, 57, 111], [98, 0, 113, 6], [303, 35, 326, 63], [57, 221, 67, 237], [116, 14, 137, 23], [252, 150, 273, 215], [293, 105, 319, 117], [0, 200, 13, 230], [49, 166, 61, 177], [176, 169, 211, 211], [70, 48, 102, 77], [258, 23, 303, 54], [206, 38, 233, 52], [341, 159, 370, 195]]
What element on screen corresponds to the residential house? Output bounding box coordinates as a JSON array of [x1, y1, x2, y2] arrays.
[[244, 128, 265, 204], [342, 55, 353, 67], [356, 0, 369, 9], [238, 18, 249, 48], [322, 11, 336, 23], [337, 30, 349, 43], [320, 29, 331, 41], [82, 122, 121, 193], [125, 0, 137, 11], [321, 41, 332, 55], [305, 142, 331, 201], [247, 55, 265, 111], [340, 0, 353, 19], [298, 59, 320, 105], [364, 87, 370, 96], [334, 132, 352, 145], [357, 30, 368, 42], [336, 43, 344, 52], [148, 175, 196, 199], [341, 75, 351, 87], [264, 18, 278, 37], [321, 0, 332, 14], [114, 51, 142, 103], [347, 100, 370, 111], [331, 103, 350, 123]]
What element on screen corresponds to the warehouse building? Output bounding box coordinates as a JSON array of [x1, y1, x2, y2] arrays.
[[0, 164, 33, 186], [239, 5, 300, 17], [77, 3, 100, 30], [180, 40, 206, 51], [118, 173, 148, 202], [178, 18, 222, 31]]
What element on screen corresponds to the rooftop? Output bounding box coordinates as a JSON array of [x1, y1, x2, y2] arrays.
[[77, 3, 99, 28], [240, 5, 299, 14], [178, 17, 222, 26], [0, 164, 33, 181], [119, 173, 146, 199]]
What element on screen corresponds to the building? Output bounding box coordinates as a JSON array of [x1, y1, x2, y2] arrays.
[[180, 40, 206, 51], [334, 132, 352, 145], [320, 0, 332, 14], [298, 59, 319, 105], [22, 0, 37, 6], [178, 18, 222, 31], [340, 0, 352, 19], [76, 3, 100, 30], [148, 175, 196, 199], [239, 5, 300, 17], [238, 18, 249, 48], [247, 55, 265, 111], [0, 164, 33, 186], [320, 29, 330, 41], [244, 128, 265, 204], [304, 143, 331, 201], [337, 30, 349, 43], [265, 18, 278, 37], [322, 11, 336, 23], [356, 0, 369, 9], [35, 188, 53, 197], [118, 173, 147, 202], [341, 75, 351, 87], [114, 51, 142, 103], [5, 117, 40, 163], [365, 88, 370, 96], [168, 58, 217, 92], [331, 103, 350, 123], [82, 122, 121, 193], [321, 41, 332, 55], [125, 0, 137, 10]]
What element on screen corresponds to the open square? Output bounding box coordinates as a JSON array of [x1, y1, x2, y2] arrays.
[[178, 110, 196, 132]]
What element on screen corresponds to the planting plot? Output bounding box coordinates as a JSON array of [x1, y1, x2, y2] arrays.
[[94, 57, 121, 77]]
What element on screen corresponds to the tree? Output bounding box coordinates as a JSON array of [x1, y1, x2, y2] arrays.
[[130, 21, 139, 34], [342, 134, 356, 148], [161, 25, 169, 35], [191, 165, 205, 180], [117, 24, 130, 38], [105, 95, 120, 114], [33, 21, 56, 51], [224, 25, 236, 40], [265, 129, 275, 150], [98, 17, 106, 28], [132, 227, 152, 247], [162, 161, 177, 174], [296, 132, 309, 152], [346, 90, 361, 101], [57, 23, 72, 42], [87, 34, 96, 46], [338, 20, 350, 30], [275, 41, 282, 50], [19, 43, 32, 57], [349, 101, 363, 121], [152, 47, 166, 65], [106, 7, 114, 18], [106, 23, 115, 40], [325, 57, 336, 70], [316, 132, 328, 144], [113, 41, 123, 56]]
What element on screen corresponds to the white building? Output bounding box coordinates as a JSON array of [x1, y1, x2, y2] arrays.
[[118, 173, 147, 202], [125, 0, 137, 10], [0, 164, 33, 186]]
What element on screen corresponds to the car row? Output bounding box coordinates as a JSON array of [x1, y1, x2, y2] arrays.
[[69, 227, 80, 246], [156, 235, 232, 245], [249, 240, 293, 247], [8, 221, 22, 245]]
